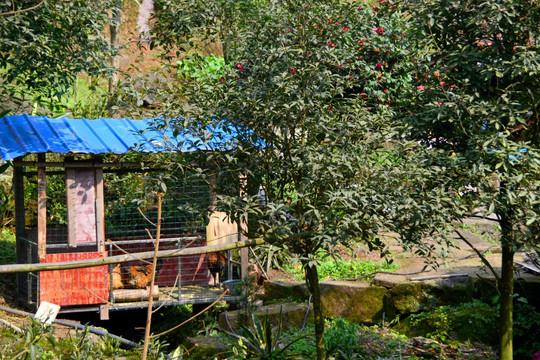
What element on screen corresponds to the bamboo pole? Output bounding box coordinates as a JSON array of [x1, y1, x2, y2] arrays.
[[142, 193, 163, 360], [0, 239, 265, 274]]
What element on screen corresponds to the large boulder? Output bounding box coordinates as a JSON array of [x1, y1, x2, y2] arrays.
[[387, 282, 474, 317], [320, 281, 387, 325], [186, 336, 229, 360], [263, 281, 309, 302], [218, 302, 313, 332]]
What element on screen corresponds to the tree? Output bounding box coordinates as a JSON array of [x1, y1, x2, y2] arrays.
[[148, 1, 461, 358], [0, 0, 118, 115], [398, 1, 540, 359]]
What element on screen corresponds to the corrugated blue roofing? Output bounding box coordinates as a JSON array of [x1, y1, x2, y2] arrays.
[[0, 114, 238, 161]]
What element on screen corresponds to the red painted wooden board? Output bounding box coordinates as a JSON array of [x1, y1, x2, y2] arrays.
[[40, 252, 109, 306]]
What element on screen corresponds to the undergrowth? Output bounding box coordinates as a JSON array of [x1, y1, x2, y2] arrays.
[[284, 258, 398, 282]]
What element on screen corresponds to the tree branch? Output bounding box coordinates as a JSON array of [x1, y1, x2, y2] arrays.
[[454, 229, 501, 284], [0, 0, 45, 16]]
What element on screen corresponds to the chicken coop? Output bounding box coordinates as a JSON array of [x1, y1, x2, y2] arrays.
[[0, 114, 252, 315]]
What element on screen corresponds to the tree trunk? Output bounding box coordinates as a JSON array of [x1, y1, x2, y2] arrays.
[[108, 0, 122, 94], [305, 263, 325, 360], [499, 238, 514, 360]]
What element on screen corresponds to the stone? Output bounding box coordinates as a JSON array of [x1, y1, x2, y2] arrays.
[[387, 282, 474, 317], [186, 336, 228, 360], [319, 281, 387, 325], [218, 302, 313, 332], [263, 281, 309, 302]]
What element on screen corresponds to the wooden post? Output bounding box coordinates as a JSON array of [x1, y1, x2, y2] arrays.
[[239, 175, 249, 278], [142, 193, 163, 360], [13, 158, 25, 263], [37, 154, 47, 261], [95, 167, 105, 252], [14, 158, 25, 301], [65, 168, 77, 248]]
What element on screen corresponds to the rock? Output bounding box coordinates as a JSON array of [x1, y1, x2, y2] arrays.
[[387, 282, 473, 316], [263, 281, 309, 302], [218, 302, 313, 332], [186, 336, 228, 359], [320, 281, 387, 325]]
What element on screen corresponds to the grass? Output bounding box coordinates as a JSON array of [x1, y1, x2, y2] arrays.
[[283, 258, 399, 282]]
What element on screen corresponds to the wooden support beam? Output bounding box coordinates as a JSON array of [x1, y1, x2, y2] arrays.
[[37, 154, 46, 260], [13, 159, 25, 263], [95, 167, 105, 251], [0, 239, 265, 274], [13, 161, 141, 168]]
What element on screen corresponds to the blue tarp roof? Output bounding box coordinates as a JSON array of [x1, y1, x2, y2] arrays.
[[0, 114, 238, 161]]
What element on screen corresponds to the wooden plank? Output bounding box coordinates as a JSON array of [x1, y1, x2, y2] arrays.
[[113, 286, 159, 303], [39, 252, 109, 306], [95, 167, 105, 251], [206, 212, 238, 246], [66, 168, 97, 247], [37, 154, 47, 260]]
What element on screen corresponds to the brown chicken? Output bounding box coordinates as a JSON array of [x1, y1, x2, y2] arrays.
[[207, 252, 227, 287], [247, 263, 264, 287], [112, 264, 124, 289], [126, 259, 163, 289]]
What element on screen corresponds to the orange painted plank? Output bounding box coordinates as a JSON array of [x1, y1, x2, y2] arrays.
[[40, 252, 109, 306]]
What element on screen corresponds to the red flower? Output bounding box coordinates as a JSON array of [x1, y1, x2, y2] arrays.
[[440, 81, 445, 86], [358, 6, 363, 10], [219, 77, 225, 82], [343, 26, 348, 31], [417, 85, 425, 91], [384, 88, 388, 92], [337, 64, 343, 69], [236, 63, 246, 71], [372, 27, 385, 35], [360, 93, 368, 99], [291, 68, 297, 74], [375, 63, 383, 69], [328, 41, 335, 47]]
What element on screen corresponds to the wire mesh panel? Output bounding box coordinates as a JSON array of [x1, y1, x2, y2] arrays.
[[15, 155, 244, 310], [103, 171, 240, 305]]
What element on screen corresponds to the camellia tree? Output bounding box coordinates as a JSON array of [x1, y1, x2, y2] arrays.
[[0, 0, 118, 115], [397, 1, 540, 359], [149, 0, 467, 358]]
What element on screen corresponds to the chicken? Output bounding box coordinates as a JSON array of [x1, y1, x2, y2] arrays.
[[247, 263, 264, 287], [126, 259, 163, 289], [112, 264, 124, 289], [208, 251, 227, 287]]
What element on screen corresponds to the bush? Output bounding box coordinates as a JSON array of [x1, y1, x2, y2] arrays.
[[401, 300, 498, 345], [284, 258, 398, 282]]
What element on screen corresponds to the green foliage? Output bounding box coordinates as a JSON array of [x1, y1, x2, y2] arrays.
[[404, 300, 499, 344], [398, 1, 539, 357], [228, 309, 306, 360], [0, 0, 117, 115], [253, 244, 294, 274], [513, 302, 540, 359], [284, 258, 398, 282], [325, 318, 408, 360], [398, 0, 540, 247], [0, 228, 16, 264], [151, 305, 195, 347], [176, 54, 225, 82]]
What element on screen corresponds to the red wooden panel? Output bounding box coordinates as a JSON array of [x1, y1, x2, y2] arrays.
[[40, 252, 109, 306]]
